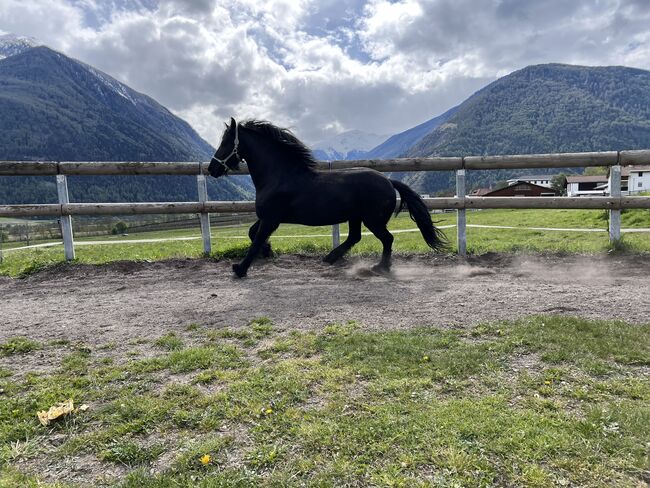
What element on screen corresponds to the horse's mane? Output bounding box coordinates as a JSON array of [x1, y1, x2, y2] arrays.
[[242, 120, 318, 170]]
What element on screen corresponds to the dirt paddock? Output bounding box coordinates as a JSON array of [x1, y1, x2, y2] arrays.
[[1, 253, 649, 349]]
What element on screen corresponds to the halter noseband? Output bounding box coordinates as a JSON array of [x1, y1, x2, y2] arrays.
[[211, 122, 245, 174]]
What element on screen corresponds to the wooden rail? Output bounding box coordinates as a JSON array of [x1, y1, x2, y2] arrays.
[[2, 196, 649, 218], [2, 149, 650, 175], [1, 149, 650, 259]]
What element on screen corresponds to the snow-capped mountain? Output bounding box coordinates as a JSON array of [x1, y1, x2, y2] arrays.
[[312, 130, 388, 161], [84, 63, 142, 105], [0, 33, 40, 59], [0, 44, 253, 203], [3, 33, 144, 107], [0, 44, 215, 162], [365, 106, 460, 159]]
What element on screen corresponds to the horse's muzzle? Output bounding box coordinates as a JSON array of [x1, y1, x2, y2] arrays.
[[208, 158, 223, 178]]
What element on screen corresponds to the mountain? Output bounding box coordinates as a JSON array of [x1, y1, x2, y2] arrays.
[[0, 45, 214, 162], [365, 106, 459, 159], [0, 33, 39, 59], [312, 130, 388, 160], [400, 64, 650, 194], [0, 44, 251, 203]]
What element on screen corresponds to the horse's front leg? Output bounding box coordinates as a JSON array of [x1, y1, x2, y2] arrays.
[[248, 219, 272, 258], [233, 219, 279, 277]]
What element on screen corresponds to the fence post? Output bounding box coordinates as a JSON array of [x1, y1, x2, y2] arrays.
[[56, 174, 75, 261], [609, 163, 621, 242], [329, 161, 340, 248], [456, 167, 467, 256], [197, 164, 212, 255]]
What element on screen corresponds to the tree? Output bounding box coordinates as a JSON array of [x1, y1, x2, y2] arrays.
[[584, 166, 608, 176], [111, 221, 128, 235], [551, 174, 568, 195]]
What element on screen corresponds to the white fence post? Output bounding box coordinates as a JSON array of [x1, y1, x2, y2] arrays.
[[609, 163, 621, 242], [56, 174, 75, 261], [197, 165, 212, 255], [329, 161, 340, 248], [456, 167, 467, 256]]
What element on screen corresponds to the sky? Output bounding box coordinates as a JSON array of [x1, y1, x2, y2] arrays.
[[1, 0, 650, 145]]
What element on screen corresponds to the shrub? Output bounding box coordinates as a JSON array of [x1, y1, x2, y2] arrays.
[[111, 221, 128, 235]]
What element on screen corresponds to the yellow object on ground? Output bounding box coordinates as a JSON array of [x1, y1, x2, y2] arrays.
[[37, 399, 88, 426]]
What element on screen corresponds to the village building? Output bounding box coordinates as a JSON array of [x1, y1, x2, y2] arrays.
[[566, 175, 608, 197], [506, 174, 557, 188], [483, 181, 558, 197], [620, 165, 650, 194]]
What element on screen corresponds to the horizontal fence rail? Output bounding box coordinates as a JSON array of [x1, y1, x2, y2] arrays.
[[2, 149, 650, 175], [2, 196, 650, 219], [1, 149, 650, 260]]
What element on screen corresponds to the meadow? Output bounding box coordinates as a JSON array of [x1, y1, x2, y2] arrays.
[[1, 316, 648, 487], [1, 208, 649, 277]]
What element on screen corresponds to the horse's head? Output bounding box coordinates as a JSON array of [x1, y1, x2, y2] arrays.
[[208, 117, 243, 178]]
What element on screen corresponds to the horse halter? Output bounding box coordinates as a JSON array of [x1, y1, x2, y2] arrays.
[[211, 122, 246, 174]]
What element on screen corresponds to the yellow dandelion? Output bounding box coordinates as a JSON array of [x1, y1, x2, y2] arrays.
[[422, 355, 430, 362], [200, 454, 211, 465], [544, 380, 551, 385], [265, 408, 273, 415]]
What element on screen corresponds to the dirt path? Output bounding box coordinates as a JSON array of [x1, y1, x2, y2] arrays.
[[1, 254, 649, 348]]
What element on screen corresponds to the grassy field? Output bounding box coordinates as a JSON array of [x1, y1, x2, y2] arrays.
[[1, 208, 649, 277], [0, 316, 648, 487]]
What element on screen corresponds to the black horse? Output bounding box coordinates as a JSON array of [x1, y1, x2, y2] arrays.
[[208, 118, 447, 277]]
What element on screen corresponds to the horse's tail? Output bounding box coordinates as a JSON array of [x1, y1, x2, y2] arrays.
[[390, 179, 448, 252]]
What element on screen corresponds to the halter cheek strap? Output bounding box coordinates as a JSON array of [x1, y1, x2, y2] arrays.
[[211, 122, 246, 174]]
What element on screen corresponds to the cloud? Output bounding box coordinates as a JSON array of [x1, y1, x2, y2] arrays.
[[359, 0, 650, 75], [1, 0, 649, 144], [0, 0, 92, 50], [161, 0, 214, 15]]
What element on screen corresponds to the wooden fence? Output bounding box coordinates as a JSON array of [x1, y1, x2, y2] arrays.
[[1, 149, 650, 260]]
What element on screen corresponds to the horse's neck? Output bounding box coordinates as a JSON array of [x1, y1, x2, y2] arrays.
[[241, 137, 306, 190], [241, 146, 271, 190]]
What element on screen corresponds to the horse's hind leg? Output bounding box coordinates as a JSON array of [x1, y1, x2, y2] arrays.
[[364, 221, 394, 272], [249, 220, 272, 258], [323, 219, 361, 264]]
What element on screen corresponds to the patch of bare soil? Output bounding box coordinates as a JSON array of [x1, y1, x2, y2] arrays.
[[1, 254, 649, 350]]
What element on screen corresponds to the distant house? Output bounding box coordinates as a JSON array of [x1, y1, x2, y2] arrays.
[[506, 174, 558, 188], [469, 188, 491, 196], [566, 175, 608, 197], [484, 181, 558, 197], [621, 165, 650, 194]]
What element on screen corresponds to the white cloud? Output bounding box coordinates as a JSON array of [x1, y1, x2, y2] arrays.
[[1, 0, 649, 144], [359, 0, 650, 75], [0, 0, 93, 50]]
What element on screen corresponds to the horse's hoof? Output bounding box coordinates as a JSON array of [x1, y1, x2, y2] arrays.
[[261, 245, 272, 258], [232, 263, 247, 278], [323, 254, 337, 264], [371, 264, 390, 275]]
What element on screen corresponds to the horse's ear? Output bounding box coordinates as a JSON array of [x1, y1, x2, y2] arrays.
[[230, 117, 236, 128]]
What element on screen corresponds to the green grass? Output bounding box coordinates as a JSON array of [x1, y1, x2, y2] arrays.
[[99, 439, 165, 467], [1, 208, 650, 277], [1, 316, 648, 486], [0, 337, 41, 356], [154, 332, 184, 351]]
